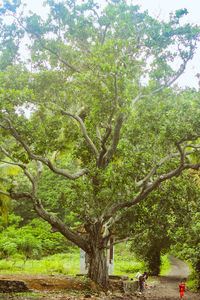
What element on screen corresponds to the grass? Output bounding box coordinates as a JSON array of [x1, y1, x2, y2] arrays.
[[0, 250, 80, 275], [0, 292, 45, 298], [114, 243, 145, 278], [0, 244, 170, 279], [186, 272, 199, 291], [160, 254, 171, 275]]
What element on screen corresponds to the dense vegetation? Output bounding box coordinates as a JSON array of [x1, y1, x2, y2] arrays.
[[0, 0, 200, 289]]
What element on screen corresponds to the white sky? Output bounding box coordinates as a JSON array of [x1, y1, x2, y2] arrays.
[[23, 0, 200, 88], [133, 0, 200, 88]]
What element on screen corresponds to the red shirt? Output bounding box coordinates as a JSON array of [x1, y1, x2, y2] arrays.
[[179, 284, 186, 292]]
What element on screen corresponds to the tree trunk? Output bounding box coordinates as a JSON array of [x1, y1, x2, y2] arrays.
[[86, 224, 109, 289], [147, 248, 161, 275], [88, 244, 109, 289]]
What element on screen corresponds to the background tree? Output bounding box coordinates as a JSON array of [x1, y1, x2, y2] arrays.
[[171, 168, 200, 289], [0, 0, 200, 288], [123, 172, 200, 275]]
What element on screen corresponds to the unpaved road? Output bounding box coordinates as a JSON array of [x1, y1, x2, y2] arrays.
[[143, 255, 200, 300], [0, 255, 199, 299]]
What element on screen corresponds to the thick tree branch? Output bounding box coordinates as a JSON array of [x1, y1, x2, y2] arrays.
[[36, 37, 81, 73], [8, 190, 89, 252], [97, 74, 119, 167], [97, 126, 111, 168], [175, 142, 185, 165], [1, 118, 89, 179], [105, 141, 200, 219], [109, 161, 200, 216], [186, 143, 200, 149], [102, 114, 124, 167], [101, 214, 121, 238], [0, 156, 35, 186], [59, 108, 99, 159], [135, 151, 180, 187], [136, 145, 196, 188], [181, 134, 200, 144], [131, 93, 143, 109], [131, 46, 194, 109], [1, 159, 90, 252]]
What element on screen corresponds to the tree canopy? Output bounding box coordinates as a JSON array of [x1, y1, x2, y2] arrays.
[[0, 0, 200, 288]]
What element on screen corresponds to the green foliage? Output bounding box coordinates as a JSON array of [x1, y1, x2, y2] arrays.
[[37, 163, 81, 224], [0, 0, 200, 286], [120, 172, 200, 276], [187, 270, 199, 291], [26, 218, 73, 254], [0, 223, 41, 259], [169, 170, 200, 290], [0, 251, 80, 275], [0, 162, 21, 222], [0, 243, 144, 276], [0, 241, 169, 280], [114, 243, 145, 276], [0, 215, 72, 257], [160, 254, 171, 276]]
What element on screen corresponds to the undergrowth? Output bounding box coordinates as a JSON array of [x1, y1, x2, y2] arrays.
[[0, 243, 172, 279], [160, 254, 171, 275]]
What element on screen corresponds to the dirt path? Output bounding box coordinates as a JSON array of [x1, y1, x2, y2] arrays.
[[167, 255, 191, 278], [143, 255, 200, 300], [0, 256, 199, 299]]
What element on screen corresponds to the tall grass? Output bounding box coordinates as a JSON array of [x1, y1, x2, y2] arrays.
[[0, 250, 80, 275], [0, 243, 168, 278], [114, 243, 145, 278], [160, 254, 171, 275]]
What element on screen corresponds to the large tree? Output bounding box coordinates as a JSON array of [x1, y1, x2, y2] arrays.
[[1, 0, 200, 288]]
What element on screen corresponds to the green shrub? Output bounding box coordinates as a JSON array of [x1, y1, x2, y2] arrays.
[[0, 240, 17, 256], [0, 215, 72, 257], [187, 270, 199, 291], [16, 234, 42, 259], [23, 219, 72, 255]]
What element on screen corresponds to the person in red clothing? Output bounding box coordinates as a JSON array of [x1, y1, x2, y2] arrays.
[[179, 280, 186, 299]]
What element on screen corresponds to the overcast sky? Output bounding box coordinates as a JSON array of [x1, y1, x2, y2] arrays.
[[133, 0, 200, 88], [23, 0, 200, 88], [134, 0, 200, 23]]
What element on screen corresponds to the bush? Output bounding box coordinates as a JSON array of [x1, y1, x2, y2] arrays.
[[187, 270, 199, 291], [17, 234, 42, 259], [0, 215, 73, 257], [0, 240, 17, 256]]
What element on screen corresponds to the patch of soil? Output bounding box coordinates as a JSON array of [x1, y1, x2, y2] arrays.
[[0, 273, 86, 291]]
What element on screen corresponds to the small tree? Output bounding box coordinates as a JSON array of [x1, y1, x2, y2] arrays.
[[1, 0, 200, 288]]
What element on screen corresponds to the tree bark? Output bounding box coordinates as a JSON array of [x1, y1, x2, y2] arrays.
[[147, 248, 161, 275], [88, 244, 109, 289], [86, 224, 109, 289]]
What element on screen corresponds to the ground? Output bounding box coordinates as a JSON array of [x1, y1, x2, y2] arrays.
[[0, 255, 199, 299]]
